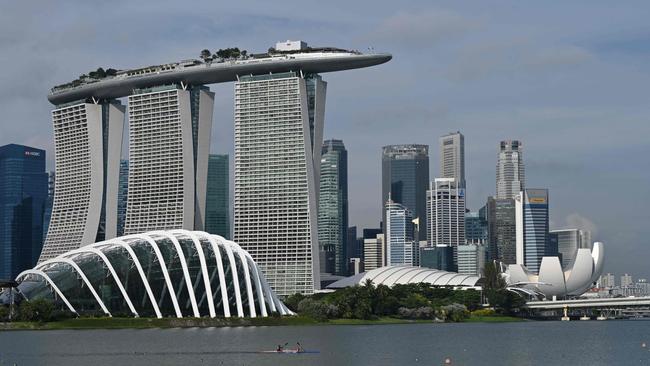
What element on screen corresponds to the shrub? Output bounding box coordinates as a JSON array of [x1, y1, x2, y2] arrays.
[[439, 303, 469, 322], [471, 308, 496, 317], [297, 298, 339, 321]]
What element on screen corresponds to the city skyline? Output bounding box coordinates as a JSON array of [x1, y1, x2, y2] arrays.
[[1, 1, 649, 279]]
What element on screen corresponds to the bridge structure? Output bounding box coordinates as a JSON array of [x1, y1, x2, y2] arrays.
[[525, 296, 650, 319]]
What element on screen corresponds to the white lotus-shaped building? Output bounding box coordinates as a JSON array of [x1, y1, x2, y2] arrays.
[[505, 242, 604, 298], [11, 230, 291, 318]]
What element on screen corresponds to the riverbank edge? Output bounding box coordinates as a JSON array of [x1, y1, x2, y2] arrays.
[[0, 315, 522, 330]]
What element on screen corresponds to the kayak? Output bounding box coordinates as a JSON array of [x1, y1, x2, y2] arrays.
[[260, 349, 320, 354]]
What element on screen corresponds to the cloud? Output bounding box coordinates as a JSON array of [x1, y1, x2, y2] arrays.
[[369, 9, 478, 45], [449, 40, 594, 82], [563, 213, 599, 238]]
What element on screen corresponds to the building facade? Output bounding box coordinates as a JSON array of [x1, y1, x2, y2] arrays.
[[318, 139, 348, 275], [363, 233, 385, 271], [466, 211, 488, 245], [516, 189, 550, 273], [233, 72, 325, 295], [426, 178, 466, 248], [385, 201, 415, 266], [40, 101, 124, 262], [549, 228, 586, 269], [381, 145, 429, 242], [457, 244, 486, 276], [496, 140, 524, 200], [486, 196, 518, 264], [124, 85, 214, 235], [0, 145, 48, 279], [439, 132, 465, 189], [205, 154, 230, 239], [116, 160, 128, 237], [42, 171, 55, 240]]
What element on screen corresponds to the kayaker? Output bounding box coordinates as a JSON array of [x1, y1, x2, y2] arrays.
[[276, 344, 283, 352], [296, 342, 304, 353]]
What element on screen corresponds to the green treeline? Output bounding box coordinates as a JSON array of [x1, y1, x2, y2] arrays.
[[285, 280, 483, 322]]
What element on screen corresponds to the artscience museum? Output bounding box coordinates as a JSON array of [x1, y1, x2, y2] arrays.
[[7, 230, 291, 318], [505, 242, 604, 298]]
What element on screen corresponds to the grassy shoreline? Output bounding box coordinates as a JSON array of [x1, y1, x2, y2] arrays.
[[0, 315, 522, 330]]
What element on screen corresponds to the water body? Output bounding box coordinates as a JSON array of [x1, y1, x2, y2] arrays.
[[1, 320, 649, 365]]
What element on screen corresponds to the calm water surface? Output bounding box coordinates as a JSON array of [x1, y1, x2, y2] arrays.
[[1, 320, 649, 365]]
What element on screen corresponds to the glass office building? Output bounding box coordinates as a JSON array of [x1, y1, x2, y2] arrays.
[[318, 140, 348, 275], [0, 144, 47, 279], [381, 145, 429, 241], [205, 154, 230, 239]]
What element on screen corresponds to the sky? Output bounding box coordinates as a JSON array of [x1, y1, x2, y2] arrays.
[[1, 0, 649, 280]]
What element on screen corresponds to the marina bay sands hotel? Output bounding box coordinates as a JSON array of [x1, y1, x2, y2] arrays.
[[41, 41, 391, 295]]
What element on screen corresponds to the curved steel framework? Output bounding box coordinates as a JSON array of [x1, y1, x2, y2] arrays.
[[327, 266, 480, 289], [15, 230, 291, 318]]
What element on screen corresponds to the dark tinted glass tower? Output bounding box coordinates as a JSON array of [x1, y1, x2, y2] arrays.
[[318, 139, 348, 275], [116, 160, 128, 236], [205, 154, 230, 239], [381, 145, 429, 241], [0, 144, 47, 278]]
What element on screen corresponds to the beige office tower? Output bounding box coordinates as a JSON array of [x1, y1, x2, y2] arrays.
[[40, 101, 125, 262], [496, 140, 525, 199], [234, 72, 325, 296], [124, 85, 214, 234]]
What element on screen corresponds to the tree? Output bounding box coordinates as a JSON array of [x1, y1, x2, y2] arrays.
[[482, 261, 506, 291], [200, 49, 212, 61]]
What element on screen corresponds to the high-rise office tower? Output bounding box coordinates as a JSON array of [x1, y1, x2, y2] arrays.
[[426, 178, 466, 248], [116, 160, 128, 236], [439, 132, 465, 189], [621, 274, 633, 287], [318, 139, 348, 276], [457, 244, 486, 276], [515, 189, 549, 273], [234, 72, 326, 296], [42, 171, 55, 240], [486, 196, 517, 264], [40, 101, 124, 262], [205, 154, 230, 239], [0, 144, 48, 278], [465, 211, 488, 245], [363, 233, 385, 271], [124, 85, 214, 234], [385, 200, 415, 266], [549, 228, 588, 269], [599, 273, 615, 288], [496, 140, 524, 199], [382, 145, 429, 241]]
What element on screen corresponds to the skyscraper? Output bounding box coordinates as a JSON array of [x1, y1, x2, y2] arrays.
[[124, 85, 214, 235], [0, 144, 47, 278], [439, 132, 465, 188], [385, 200, 415, 266], [426, 178, 466, 248], [465, 211, 488, 245], [363, 233, 385, 271], [233, 72, 325, 296], [496, 140, 524, 199], [42, 171, 55, 240], [515, 189, 549, 273], [457, 244, 486, 276], [116, 160, 128, 237], [486, 196, 517, 264], [40, 101, 124, 262], [205, 154, 230, 239], [382, 145, 429, 241], [318, 139, 348, 276], [549, 228, 587, 269]]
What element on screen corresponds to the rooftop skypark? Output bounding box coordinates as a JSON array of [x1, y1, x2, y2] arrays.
[[48, 41, 388, 105]]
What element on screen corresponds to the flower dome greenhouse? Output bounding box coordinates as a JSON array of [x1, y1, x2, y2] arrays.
[[11, 230, 291, 318]]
